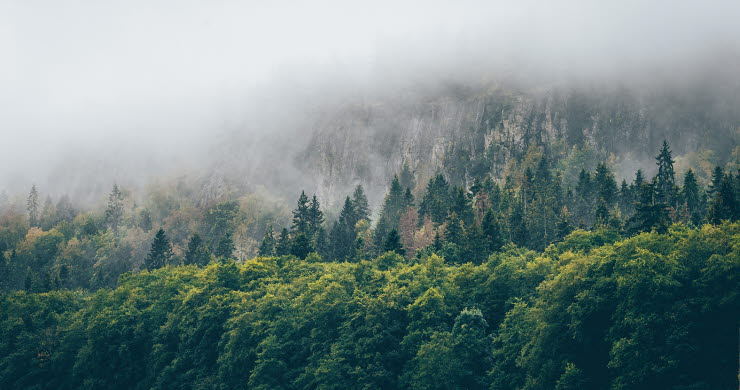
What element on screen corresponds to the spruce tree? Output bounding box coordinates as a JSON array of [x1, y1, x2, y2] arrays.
[[352, 185, 371, 222], [399, 162, 416, 191], [419, 173, 451, 224], [292, 191, 311, 235], [707, 166, 724, 198], [445, 212, 464, 246], [307, 195, 324, 232], [27, 185, 39, 227], [258, 227, 276, 257], [681, 169, 702, 225], [594, 163, 617, 206], [215, 232, 235, 260], [709, 174, 738, 223], [290, 232, 312, 259], [185, 233, 211, 266], [276, 228, 291, 256], [145, 228, 174, 270], [481, 209, 503, 252], [105, 184, 125, 232], [383, 229, 405, 256], [655, 140, 677, 206]]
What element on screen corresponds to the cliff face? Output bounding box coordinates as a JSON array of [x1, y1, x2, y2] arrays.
[[297, 82, 739, 208]]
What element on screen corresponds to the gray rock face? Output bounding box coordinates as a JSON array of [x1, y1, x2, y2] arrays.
[[297, 82, 738, 208]]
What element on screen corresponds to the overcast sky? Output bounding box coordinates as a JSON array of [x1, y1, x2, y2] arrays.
[[1, 0, 739, 194]]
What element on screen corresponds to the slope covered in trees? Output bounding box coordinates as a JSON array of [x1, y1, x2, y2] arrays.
[[0, 222, 737, 389]]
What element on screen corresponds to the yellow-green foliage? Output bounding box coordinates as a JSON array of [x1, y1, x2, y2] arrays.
[[1, 223, 737, 389]]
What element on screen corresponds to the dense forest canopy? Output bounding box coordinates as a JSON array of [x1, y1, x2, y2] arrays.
[[0, 138, 739, 389]]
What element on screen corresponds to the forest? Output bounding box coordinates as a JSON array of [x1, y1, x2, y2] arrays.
[[0, 139, 738, 389]]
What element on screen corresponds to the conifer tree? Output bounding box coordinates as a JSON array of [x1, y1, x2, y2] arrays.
[[215, 232, 235, 260], [481, 209, 503, 252], [307, 195, 324, 232], [419, 173, 451, 224], [593, 163, 617, 206], [276, 228, 291, 256], [185, 233, 211, 266], [681, 169, 702, 225], [105, 184, 125, 232], [709, 174, 738, 223], [399, 161, 416, 191], [27, 185, 39, 227], [655, 140, 677, 206], [352, 185, 371, 222], [145, 228, 174, 270], [707, 166, 724, 198], [258, 227, 276, 257], [383, 229, 405, 256], [292, 191, 311, 235], [290, 232, 312, 259], [445, 213, 464, 246], [556, 206, 574, 240]]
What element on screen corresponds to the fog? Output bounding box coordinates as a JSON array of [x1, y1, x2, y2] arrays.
[[1, 0, 739, 202]]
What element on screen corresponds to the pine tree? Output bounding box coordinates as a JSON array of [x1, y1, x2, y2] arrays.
[[399, 161, 416, 191], [291, 191, 311, 235], [445, 212, 464, 246], [481, 209, 503, 253], [681, 169, 702, 225], [419, 173, 451, 224], [449, 187, 473, 226], [383, 229, 405, 256], [27, 185, 39, 227], [185, 233, 211, 266], [556, 206, 574, 240], [215, 232, 235, 260], [352, 185, 371, 222], [593, 163, 617, 206], [594, 198, 610, 227], [276, 228, 291, 256], [655, 140, 677, 207], [307, 195, 324, 232], [709, 174, 738, 223], [707, 166, 724, 198], [330, 197, 357, 261], [258, 227, 276, 257], [374, 175, 409, 247], [104, 184, 125, 232], [509, 198, 527, 247], [290, 232, 313, 259], [630, 181, 669, 233], [145, 228, 174, 270]]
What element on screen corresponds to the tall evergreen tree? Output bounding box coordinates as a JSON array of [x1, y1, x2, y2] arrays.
[[185, 233, 211, 266], [104, 184, 125, 232], [481, 209, 503, 252], [709, 174, 738, 223], [292, 191, 311, 235], [331, 197, 358, 261], [419, 173, 451, 224], [215, 232, 235, 260], [399, 162, 416, 191], [593, 163, 617, 206], [352, 185, 371, 222], [27, 185, 39, 227], [258, 227, 276, 257], [707, 166, 724, 198], [383, 229, 405, 256], [145, 228, 174, 270], [276, 228, 291, 256], [307, 195, 324, 232], [654, 140, 677, 206], [290, 233, 313, 259], [681, 169, 702, 225]]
